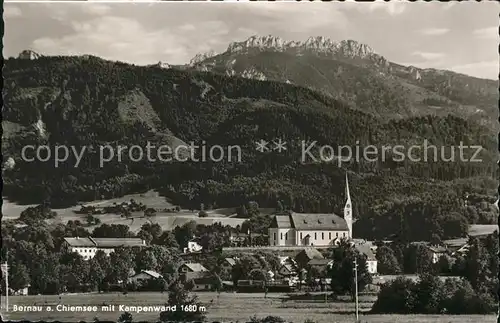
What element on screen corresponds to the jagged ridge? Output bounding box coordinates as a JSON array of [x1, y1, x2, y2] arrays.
[[226, 35, 384, 62]]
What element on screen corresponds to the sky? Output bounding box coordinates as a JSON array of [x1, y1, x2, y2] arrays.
[[3, 1, 499, 79]]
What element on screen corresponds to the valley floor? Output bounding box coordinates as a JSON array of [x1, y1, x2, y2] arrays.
[[2, 292, 496, 323]]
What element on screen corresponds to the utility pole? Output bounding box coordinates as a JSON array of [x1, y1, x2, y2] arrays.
[[1, 261, 8, 313], [324, 278, 327, 303], [353, 257, 359, 323]]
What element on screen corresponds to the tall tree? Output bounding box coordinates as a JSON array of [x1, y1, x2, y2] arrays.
[[376, 245, 402, 274], [8, 261, 30, 292], [159, 280, 206, 322], [327, 239, 372, 298]]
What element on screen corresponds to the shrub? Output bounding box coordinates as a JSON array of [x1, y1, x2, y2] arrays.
[[371, 277, 416, 314], [118, 311, 133, 323], [371, 275, 496, 315], [249, 316, 286, 323]]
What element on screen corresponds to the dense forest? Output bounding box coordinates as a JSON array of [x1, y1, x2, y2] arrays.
[[2, 55, 498, 241]]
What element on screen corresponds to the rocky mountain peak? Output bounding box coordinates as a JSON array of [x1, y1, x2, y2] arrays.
[[225, 35, 381, 62], [231, 35, 288, 51], [18, 50, 41, 60], [303, 36, 337, 49], [155, 61, 172, 69], [407, 66, 422, 81], [189, 50, 217, 66], [336, 40, 375, 59]]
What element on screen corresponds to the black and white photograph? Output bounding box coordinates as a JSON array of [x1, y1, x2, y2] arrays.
[[1, 1, 499, 323]]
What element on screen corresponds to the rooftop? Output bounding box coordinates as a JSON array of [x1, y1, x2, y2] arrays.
[[192, 276, 217, 285], [64, 237, 95, 247], [181, 262, 208, 272], [468, 224, 498, 237], [134, 270, 162, 279], [296, 247, 324, 260], [443, 238, 467, 248], [354, 244, 377, 260], [90, 237, 146, 248], [64, 237, 146, 248], [270, 212, 348, 231], [308, 259, 333, 266], [427, 245, 448, 253], [224, 258, 236, 266], [280, 263, 296, 273]]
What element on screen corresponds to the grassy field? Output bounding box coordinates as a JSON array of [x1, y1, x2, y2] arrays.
[[2, 292, 496, 323], [2, 191, 246, 232]]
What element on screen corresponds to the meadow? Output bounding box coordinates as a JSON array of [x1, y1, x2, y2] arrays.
[[2, 190, 246, 232], [2, 292, 496, 323]]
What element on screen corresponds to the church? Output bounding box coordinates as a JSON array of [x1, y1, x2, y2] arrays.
[[268, 174, 353, 247]]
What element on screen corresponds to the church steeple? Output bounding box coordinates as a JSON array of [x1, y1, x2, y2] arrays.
[[344, 173, 353, 239]]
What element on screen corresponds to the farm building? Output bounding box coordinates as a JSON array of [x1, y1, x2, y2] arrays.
[[63, 237, 146, 260], [128, 270, 163, 285], [178, 262, 209, 280]]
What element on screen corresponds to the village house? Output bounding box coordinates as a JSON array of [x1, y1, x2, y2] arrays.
[[229, 232, 268, 247], [178, 262, 209, 281], [354, 243, 378, 274], [294, 247, 325, 269], [278, 256, 291, 264], [63, 237, 146, 260], [183, 240, 203, 254], [189, 276, 219, 291], [10, 284, 30, 296], [220, 257, 237, 272], [128, 270, 163, 286], [307, 258, 334, 270], [278, 263, 297, 278], [427, 245, 448, 264]]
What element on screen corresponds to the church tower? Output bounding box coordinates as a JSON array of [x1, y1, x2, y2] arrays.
[[344, 173, 353, 239]]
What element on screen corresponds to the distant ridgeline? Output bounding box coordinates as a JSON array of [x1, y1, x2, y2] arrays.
[[2, 50, 497, 242]]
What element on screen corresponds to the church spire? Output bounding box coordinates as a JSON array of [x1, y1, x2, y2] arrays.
[[344, 173, 353, 239]]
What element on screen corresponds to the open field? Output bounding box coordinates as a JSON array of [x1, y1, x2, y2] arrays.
[[2, 292, 496, 323], [468, 224, 498, 236], [2, 191, 175, 220], [2, 191, 246, 232]]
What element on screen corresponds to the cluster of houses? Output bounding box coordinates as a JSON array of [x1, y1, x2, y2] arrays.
[[182, 231, 269, 253], [127, 251, 339, 292], [128, 261, 220, 291], [428, 224, 498, 263], [60, 220, 497, 294]]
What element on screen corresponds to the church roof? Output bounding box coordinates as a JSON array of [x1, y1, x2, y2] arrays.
[[291, 213, 348, 230], [270, 212, 348, 231], [271, 215, 293, 228]]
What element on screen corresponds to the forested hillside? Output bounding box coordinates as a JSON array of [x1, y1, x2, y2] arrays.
[[2, 55, 497, 241]]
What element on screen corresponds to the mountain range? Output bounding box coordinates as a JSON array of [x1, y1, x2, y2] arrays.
[[2, 36, 498, 240], [183, 35, 497, 131]]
